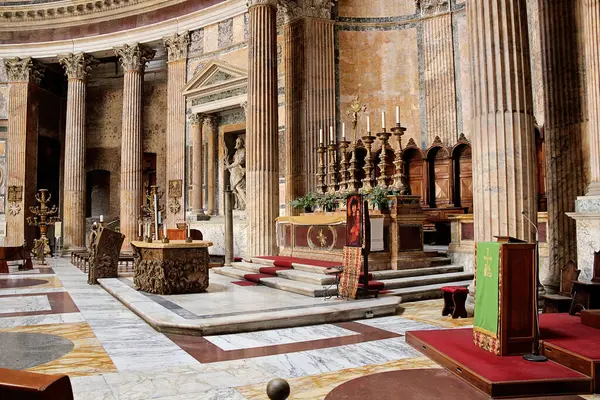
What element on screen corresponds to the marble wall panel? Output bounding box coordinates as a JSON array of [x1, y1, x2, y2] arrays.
[[0, 60, 6, 82], [204, 24, 219, 54], [338, 0, 417, 18], [189, 28, 205, 58], [219, 19, 233, 49], [0, 85, 7, 120], [338, 28, 421, 145], [232, 14, 246, 44]]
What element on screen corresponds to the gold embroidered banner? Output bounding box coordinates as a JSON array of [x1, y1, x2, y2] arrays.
[[340, 246, 362, 299]]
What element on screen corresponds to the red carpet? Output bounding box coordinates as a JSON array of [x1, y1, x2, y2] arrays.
[[540, 313, 600, 359], [231, 281, 258, 287], [256, 256, 342, 268], [243, 273, 274, 283], [409, 328, 587, 382], [258, 266, 291, 275]]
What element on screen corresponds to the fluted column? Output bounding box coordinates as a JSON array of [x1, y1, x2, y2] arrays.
[[281, 0, 336, 204], [115, 44, 156, 248], [468, 0, 537, 243], [4, 57, 44, 247], [163, 32, 190, 226], [59, 53, 97, 250], [584, 0, 600, 195], [538, 1, 586, 292], [247, 0, 279, 256], [202, 115, 218, 215], [422, 13, 458, 146], [190, 114, 207, 218]]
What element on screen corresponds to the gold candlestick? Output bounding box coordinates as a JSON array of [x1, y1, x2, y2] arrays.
[[347, 142, 361, 192], [327, 143, 339, 194], [361, 134, 376, 190], [316, 144, 327, 194], [27, 189, 59, 262], [391, 123, 411, 194], [376, 129, 391, 189], [338, 140, 351, 192]]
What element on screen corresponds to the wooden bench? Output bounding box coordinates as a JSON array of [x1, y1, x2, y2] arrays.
[[0, 245, 33, 273], [0, 368, 73, 400], [543, 260, 579, 313]]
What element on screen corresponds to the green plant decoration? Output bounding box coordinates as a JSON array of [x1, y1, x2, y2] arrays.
[[289, 193, 317, 212]]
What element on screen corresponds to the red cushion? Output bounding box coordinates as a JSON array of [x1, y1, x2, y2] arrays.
[[258, 266, 291, 275], [273, 260, 294, 268], [243, 273, 273, 283], [441, 286, 469, 294], [234, 257, 243, 262], [358, 281, 385, 290]]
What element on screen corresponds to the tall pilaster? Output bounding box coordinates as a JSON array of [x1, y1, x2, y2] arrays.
[[4, 57, 44, 247], [468, 0, 537, 243], [584, 0, 600, 195], [202, 115, 218, 215], [59, 53, 97, 250], [281, 0, 336, 207], [538, 1, 586, 292], [247, 0, 280, 256], [190, 114, 207, 218], [163, 32, 190, 226], [115, 44, 155, 248]]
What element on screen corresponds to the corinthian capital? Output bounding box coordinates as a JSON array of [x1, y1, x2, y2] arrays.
[[163, 31, 190, 62], [58, 53, 98, 81], [4, 57, 45, 85], [114, 43, 156, 73], [247, 0, 278, 8], [189, 113, 202, 125], [278, 0, 336, 23]]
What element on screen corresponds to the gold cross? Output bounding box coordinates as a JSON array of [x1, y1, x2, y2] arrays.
[[483, 248, 493, 278], [317, 229, 327, 247], [346, 95, 367, 143]]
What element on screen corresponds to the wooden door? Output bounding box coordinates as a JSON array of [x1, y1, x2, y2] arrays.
[[403, 148, 424, 201], [429, 147, 451, 207], [454, 144, 473, 210]]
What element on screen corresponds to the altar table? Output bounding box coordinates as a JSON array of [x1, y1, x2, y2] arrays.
[[130, 240, 213, 295]]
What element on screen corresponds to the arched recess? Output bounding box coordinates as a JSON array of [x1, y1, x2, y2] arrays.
[[451, 141, 473, 211], [86, 170, 110, 218], [402, 143, 425, 204], [425, 143, 452, 208]]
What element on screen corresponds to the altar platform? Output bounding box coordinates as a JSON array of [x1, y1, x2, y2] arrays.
[[98, 272, 400, 336], [406, 313, 600, 398]]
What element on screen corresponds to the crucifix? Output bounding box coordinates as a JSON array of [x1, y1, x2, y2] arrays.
[[483, 248, 493, 278], [346, 95, 367, 144]]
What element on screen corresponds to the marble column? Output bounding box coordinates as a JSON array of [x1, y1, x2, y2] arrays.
[[163, 32, 190, 226], [115, 44, 156, 248], [281, 0, 336, 206], [422, 12, 458, 146], [538, 1, 586, 292], [58, 53, 97, 250], [202, 115, 218, 215], [247, 0, 280, 257], [4, 57, 44, 247], [190, 114, 208, 219], [468, 0, 537, 243]]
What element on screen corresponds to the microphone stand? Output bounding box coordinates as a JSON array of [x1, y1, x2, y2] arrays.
[[522, 211, 547, 362]]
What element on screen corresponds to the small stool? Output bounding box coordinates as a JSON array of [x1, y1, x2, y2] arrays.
[[441, 286, 468, 319]]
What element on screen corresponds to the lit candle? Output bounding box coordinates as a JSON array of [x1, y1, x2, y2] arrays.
[[163, 223, 167, 239], [381, 111, 386, 130], [329, 126, 334, 143], [367, 116, 371, 133], [319, 128, 323, 145], [158, 211, 162, 224], [99, 214, 104, 223], [342, 123, 346, 139], [187, 222, 191, 239], [138, 221, 142, 238], [396, 106, 400, 124]]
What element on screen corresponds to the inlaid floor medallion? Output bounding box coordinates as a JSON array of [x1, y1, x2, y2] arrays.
[[0, 332, 74, 370], [0, 278, 48, 289]]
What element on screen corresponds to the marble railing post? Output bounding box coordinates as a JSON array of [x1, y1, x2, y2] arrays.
[[584, 0, 600, 195], [163, 32, 190, 226], [4, 57, 44, 247], [247, 0, 280, 257], [202, 115, 218, 215], [115, 44, 156, 249], [190, 114, 208, 219], [538, 1, 586, 292], [59, 53, 97, 250]]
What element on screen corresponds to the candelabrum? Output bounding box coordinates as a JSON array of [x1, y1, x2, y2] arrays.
[[27, 189, 59, 262], [316, 144, 328, 194], [338, 140, 351, 192], [391, 123, 411, 194], [141, 185, 165, 240], [376, 130, 391, 189], [347, 142, 361, 192], [361, 134, 377, 190], [327, 143, 339, 194]]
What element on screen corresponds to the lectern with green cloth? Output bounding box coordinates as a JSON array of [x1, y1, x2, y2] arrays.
[[473, 241, 536, 356]]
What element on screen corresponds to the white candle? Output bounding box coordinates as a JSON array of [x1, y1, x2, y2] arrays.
[[319, 128, 323, 145], [99, 214, 104, 223], [187, 222, 191, 239], [329, 126, 334, 142], [381, 111, 386, 130], [158, 211, 162, 224], [367, 116, 371, 133], [163, 223, 167, 239], [396, 106, 400, 124], [342, 123, 346, 139], [138, 222, 142, 237]]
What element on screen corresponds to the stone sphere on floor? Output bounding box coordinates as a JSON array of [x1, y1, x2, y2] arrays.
[[266, 378, 291, 400]]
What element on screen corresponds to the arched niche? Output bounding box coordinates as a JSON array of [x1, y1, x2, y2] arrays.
[[451, 141, 473, 211], [86, 170, 110, 218], [402, 144, 425, 203], [425, 143, 452, 208]]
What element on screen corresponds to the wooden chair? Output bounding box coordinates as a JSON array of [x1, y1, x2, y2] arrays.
[[543, 260, 580, 313], [0, 368, 73, 400]]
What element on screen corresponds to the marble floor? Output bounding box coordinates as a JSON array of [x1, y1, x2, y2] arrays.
[[1, 258, 598, 400]]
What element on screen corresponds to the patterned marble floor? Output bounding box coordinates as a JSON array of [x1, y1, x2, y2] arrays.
[[1, 257, 598, 400]]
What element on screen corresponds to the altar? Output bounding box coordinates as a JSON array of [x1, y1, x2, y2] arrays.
[[131, 240, 213, 295]]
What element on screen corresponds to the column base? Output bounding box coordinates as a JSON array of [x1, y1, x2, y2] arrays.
[[567, 195, 600, 281]]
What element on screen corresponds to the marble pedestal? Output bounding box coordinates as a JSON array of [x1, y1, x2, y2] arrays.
[[190, 215, 248, 258], [131, 240, 212, 294], [567, 196, 600, 282]]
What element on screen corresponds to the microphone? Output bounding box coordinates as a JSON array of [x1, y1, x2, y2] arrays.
[[522, 211, 538, 243]]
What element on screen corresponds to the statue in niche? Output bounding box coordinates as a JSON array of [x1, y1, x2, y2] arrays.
[[224, 135, 246, 210]]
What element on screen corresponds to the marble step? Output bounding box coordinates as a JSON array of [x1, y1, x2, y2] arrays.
[[371, 265, 464, 280], [381, 272, 473, 290], [384, 279, 472, 302], [230, 262, 336, 285], [428, 257, 452, 266], [211, 266, 248, 280], [258, 276, 339, 298], [230, 261, 264, 273]]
